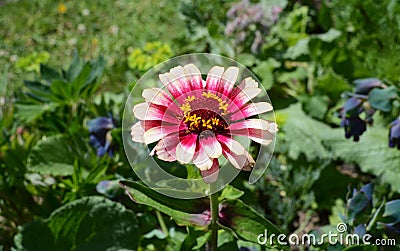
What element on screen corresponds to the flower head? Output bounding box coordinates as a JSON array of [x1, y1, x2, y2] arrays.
[[339, 97, 368, 141], [389, 119, 400, 149], [131, 64, 277, 182], [88, 116, 117, 157]]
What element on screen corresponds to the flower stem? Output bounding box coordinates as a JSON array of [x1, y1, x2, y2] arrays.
[[209, 181, 219, 251], [155, 210, 168, 236]]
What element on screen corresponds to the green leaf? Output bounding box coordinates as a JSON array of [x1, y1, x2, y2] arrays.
[[316, 69, 350, 100], [219, 185, 244, 201], [120, 180, 210, 226], [253, 58, 281, 90], [347, 192, 369, 224], [219, 199, 281, 244], [281, 104, 400, 192], [28, 135, 76, 176], [299, 95, 329, 120], [313, 28, 342, 43], [283, 38, 309, 59], [341, 245, 377, 251], [40, 64, 62, 83], [15, 103, 59, 123], [66, 50, 84, 81], [14, 196, 138, 251], [279, 103, 333, 160], [323, 126, 400, 193], [368, 86, 398, 112]]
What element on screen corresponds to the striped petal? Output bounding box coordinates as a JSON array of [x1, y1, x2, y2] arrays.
[[131, 122, 145, 143], [193, 145, 213, 171], [200, 158, 219, 183], [229, 87, 262, 110], [219, 66, 239, 97], [222, 148, 255, 171], [143, 124, 181, 144], [229, 119, 270, 131], [205, 66, 224, 92], [199, 133, 222, 158], [150, 133, 180, 162], [133, 103, 179, 124], [230, 102, 273, 121], [142, 88, 173, 107], [216, 134, 245, 155], [230, 128, 274, 145], [184, 64, 203, 90], [176, 134, 198, 164]]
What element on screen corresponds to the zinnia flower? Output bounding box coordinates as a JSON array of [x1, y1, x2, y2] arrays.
[[131, 64, 277, 183]]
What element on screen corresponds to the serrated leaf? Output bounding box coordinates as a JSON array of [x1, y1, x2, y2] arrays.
[[283, 38, 309, 59], [253, 58, 281, 90], [316, 70, 350, 100], [323, 127, 400, 192], [368, 86, 398, 112], [280, 103, 333, 160], [218, 199, 282, 245], [314, 28, 342, 42], [120, 180, 210, 226], [28, 135, 76, 176], [14, 196, 138, 251]]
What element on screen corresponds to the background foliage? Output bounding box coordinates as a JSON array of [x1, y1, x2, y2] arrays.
[[0, 0, 399, 250]]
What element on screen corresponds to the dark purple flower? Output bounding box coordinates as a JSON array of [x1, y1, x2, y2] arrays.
[[353, 78, 385, 95], [339, 97, 368, 141], [389, 119, 400, 149], [341, 116, 367, 141], [88, 116, 117, 156]]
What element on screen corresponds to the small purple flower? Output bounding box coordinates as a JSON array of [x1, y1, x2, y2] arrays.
[[341, 116, 367, 142], [389, 119, 400, 149], [339, 97, 368, 141], [88, 116, 117, 156], [353, 78, 385, 95]]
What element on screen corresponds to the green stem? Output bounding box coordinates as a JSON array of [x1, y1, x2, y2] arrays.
[[155, 210, 168, 236], [209, 181, 219, 251]]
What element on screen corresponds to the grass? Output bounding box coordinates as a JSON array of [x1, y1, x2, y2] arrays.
[[0, 0, 186, 91]]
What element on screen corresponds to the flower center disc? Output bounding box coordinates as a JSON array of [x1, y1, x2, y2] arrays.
[[178, 91, 230, 135]]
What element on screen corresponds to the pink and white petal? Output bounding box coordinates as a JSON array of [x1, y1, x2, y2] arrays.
[[229, 119, 270, 131], [238, 77, 259, 89], [142, 88, 173, 107], [143, 125, 181, 144], [230, 128, 274, 145], [228, 87, 262, 111], [159, 71, 184, 99], [140, 120, 161, 131], [170, 65, 192, 93], [133, 103, 179, 124], [230, 102, 273, 121], [151, 134, 180, 162], [219, 66, 239, 97], [200, 158, 219, 183], [131, 122, 145, 143], [199, 134, 222, 158], [229, 77, 259, 98], [176, 134, 198, 164], [216, 134, 245, 155], [269, 122, 279, 133], [184, 64, 203, 90], [193, 146, 213, 171], [222, 148, 255, 171], [205, 66, 224, 92]]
